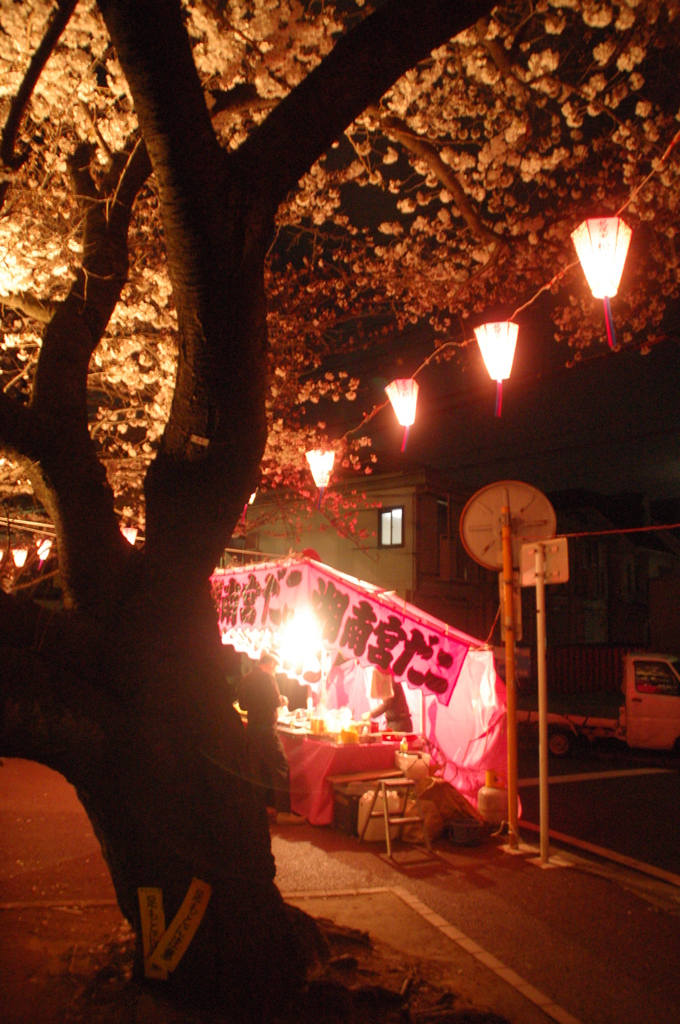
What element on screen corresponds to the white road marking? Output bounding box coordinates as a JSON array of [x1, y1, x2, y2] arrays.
[[519, 821, 680, 888], [518, 767, 673, 786], [286, 886, 583, 1024]]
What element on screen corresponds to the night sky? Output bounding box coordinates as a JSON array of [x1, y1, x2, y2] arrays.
[[327, 305, 680, 505], [411, 331, 680, 503]]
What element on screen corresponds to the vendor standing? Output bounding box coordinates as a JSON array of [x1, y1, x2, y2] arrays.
[[363, 675, 413, 733], [238, 653, 305, 825]]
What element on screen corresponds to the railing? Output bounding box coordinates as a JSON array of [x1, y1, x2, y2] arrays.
[[216, 547, 280, 569]]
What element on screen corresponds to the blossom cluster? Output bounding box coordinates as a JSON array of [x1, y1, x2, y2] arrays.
[[0, 0, 678, 534]]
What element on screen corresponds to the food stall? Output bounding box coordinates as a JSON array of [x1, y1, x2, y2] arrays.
[[211, 555, 506, 825]]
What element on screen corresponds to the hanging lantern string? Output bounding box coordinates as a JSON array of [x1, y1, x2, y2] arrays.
[[616, 126, 680, 218], [342, 123, 680, 444], [495, 381, 502, 418]]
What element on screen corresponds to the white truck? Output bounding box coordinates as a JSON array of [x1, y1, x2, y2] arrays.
[[517, 652, 680, 756]]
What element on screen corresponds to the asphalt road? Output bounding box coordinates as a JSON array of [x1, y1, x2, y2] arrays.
[[517, 737, 680, 878]]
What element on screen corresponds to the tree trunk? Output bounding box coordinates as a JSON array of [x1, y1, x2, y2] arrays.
[[2, 571, 311, 1018], [0, 0, 496, 1015]]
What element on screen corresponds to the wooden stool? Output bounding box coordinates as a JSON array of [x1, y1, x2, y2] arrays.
[[358, 777, 431, 858]]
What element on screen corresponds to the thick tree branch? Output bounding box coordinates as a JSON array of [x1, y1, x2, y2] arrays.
[[97, 0, 272, 575], [0, 0, 79, 211], [33, 140, 151, 420], [474, 15, 530, 103], [96, 0, 497, 580], [237, 0, 497, 220], [0, 290, 56, 323], [209, 82, 277, 130], [0, 639, 113, 778], [26, 138, 152, 612], [378, 111, 498, 245], [0, 391, 42, 460]]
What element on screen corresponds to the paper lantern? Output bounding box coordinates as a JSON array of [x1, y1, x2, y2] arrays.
[[571, 217, 632, 349], [474, 321, 519, 417], [121, 526, 138, 545], [12, 546, 28, 567], [571, 217, 631, 299], [306, 449, 335, 507], [385, 378, 419, 452], [241, 490, 258, 526], [37, 538, 52, 562], [305, 449, 335, 489]]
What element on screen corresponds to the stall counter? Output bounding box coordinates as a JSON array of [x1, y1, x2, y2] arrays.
[[279, 730, 400, 825]]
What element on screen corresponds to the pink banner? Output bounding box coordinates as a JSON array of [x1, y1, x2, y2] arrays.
[[211, 557, 479, 705]]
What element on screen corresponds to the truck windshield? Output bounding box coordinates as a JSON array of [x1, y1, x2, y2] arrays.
[[634, 659, 680, 696]]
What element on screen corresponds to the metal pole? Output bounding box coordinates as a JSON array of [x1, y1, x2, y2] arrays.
[[535, 542, 550, 865], [501, 490, 519, 848]]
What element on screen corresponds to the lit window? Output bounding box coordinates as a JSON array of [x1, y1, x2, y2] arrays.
[[379, 506, 404, 547]]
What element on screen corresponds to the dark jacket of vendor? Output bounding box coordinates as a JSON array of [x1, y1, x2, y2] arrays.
[[238, 661, 283, 729], [369, 679, 412, 732]]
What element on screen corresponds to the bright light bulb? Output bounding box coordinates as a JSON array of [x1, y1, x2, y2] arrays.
[[121, 526, 138, 545], [278, 607, 323, 670]]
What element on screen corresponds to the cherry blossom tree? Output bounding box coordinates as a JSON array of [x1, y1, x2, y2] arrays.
[[0, 0, 506, 1015], [0, 0, 679, 1014]]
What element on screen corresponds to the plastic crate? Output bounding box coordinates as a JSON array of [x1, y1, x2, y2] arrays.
[[446, 818, 487, 847], [332, 782, 371, 836]]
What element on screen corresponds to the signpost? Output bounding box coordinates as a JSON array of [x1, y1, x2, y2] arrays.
[[520, 536, 569, 866], [460, 481, 556, 849]]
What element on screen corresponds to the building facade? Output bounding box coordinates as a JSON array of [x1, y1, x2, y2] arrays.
[[239, 470, 498, 642]]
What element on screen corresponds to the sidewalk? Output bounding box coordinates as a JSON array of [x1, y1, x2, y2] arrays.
[[286, 887, 577, 1024], [2, 758, 679, 1024]]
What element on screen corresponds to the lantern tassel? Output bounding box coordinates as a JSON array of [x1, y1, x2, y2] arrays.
[[495, 380, 503, 418], [241, 503, 248, 525], [316, 487, 324, 510], [603, 297, 618, 350], [401, 425, 409, 452]]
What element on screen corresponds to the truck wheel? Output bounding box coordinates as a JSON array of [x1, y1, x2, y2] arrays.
[[548, 730, 573, 757]]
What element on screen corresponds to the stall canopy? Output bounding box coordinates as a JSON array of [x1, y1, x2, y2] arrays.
[[211, 556, 507, 803]]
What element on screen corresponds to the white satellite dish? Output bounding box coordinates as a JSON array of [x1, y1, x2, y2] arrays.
[[460, 481, 556, 570]]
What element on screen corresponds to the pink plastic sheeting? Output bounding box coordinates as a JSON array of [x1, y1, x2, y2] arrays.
[[312, 648, 507, 809], [211, 557, 478, 705], [425, 648, 507, 806], [324, 660, 374, 720], [280, 731, 399, 825]]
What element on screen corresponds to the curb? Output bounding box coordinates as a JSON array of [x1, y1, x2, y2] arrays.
[[284, 885, 583, 1024]]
